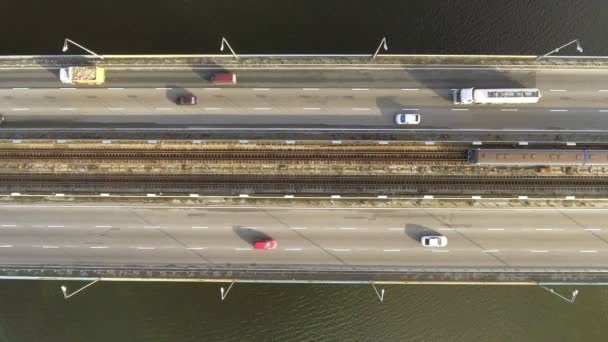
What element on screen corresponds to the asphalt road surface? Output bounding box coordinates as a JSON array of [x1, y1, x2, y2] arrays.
[[2, 68, 608, 130], [0, 205, 607, 269]]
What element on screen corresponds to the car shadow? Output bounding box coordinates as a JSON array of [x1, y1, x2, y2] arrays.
[[405, 224, 441, 242], [232, 225, 272, 246]]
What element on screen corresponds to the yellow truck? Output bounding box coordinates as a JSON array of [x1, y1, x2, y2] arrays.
[[59, 66, 105, 85]]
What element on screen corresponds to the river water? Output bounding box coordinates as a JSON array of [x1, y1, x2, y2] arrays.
[[0, 281, 606, 341], [1, 1, 608, 340], [1, 1, 607, 55]]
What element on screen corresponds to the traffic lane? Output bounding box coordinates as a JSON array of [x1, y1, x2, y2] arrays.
[[2, 68, 608, 90]]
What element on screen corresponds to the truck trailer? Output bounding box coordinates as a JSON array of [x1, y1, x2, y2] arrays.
[[59, 66, 105, 85], [453, 88, 541, 104]]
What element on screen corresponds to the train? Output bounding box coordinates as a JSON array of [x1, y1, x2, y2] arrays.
[[467, 149, 608, 166]]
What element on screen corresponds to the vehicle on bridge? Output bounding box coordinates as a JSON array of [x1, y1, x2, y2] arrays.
[[453, 88, 541, 105], [212, 72, 237, 84], [394, 113, 421, 125], [59, 66, 105, 85], [253, 239, 278, 250], [421, 236, 448, 247], [468, 149, 608, 166], [177, 95, 197, 105]]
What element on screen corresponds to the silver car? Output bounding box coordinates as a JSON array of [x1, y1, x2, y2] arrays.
[[395, 113, 421, 125], [421, 236, 448, 247]]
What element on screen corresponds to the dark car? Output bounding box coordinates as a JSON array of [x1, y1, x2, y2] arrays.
[[177, 95, 197, 105]]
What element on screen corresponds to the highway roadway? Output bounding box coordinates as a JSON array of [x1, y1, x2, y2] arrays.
[[2, 68, 608, 130], [0, 205, 607, 269]]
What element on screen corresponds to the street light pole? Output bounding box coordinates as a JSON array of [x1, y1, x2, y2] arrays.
[[371, 282, 385, 302], [372, 37, 388, 60], [60, 278, 101, 300], [537, 39, 583, 60], [220, 37, 238, 60], [220, 280, 236, 301], [539, 284, 579, 304], [62, 38, 104, 59]]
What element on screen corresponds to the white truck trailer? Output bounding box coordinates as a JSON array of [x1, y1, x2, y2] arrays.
[[453, 88, 541, 104]]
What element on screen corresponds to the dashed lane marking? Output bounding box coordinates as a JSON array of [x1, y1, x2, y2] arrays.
[[302, 88, 320, 91], [530, 250, 549, 253], [550, 109, 568, 112], [284, 248, 303, 251], [59, 108, 77, 111], [203, 88, 221, 91], [191, 226, 208, 229], [579, 250, 598, 253], [431, 250, 450, 253], [47, 225, 64, 228], [383, 249, 400, 252], [235, 248, 250, 251], [11, 108, 29, 111], [89, 246, 109, 249], [352, 88, 369, 91], [253, 107, 271, 110], [333, 248, 351, 252], [451, 108, 469, 111], [95, 225, 112, 228], [42, 246, 59, 249], [204, 107, 222, 110], [549, 89, 567, 92], [290, 227, 307, 230], [134, 247, 156, 250], [107, 88, 124, 90], [60, 88, 76, 90], [487, 228, 505, 231], [500, 109, 519, 111], [155, 87, 172, 90], [401, 108, 419, 111], [401, 88, 420, 91], [155, 107, 172, 111], [1, 225, 16, 227], [12, 87, 29, 90], [584, 228, 602, 231], [303, 107, 321, 110], [482, 249, 500, 253], [339, 227, 358, 230], [352, 107, 371, 111], [0, 245, 13, 248], [108, 107, 124, 111], [535, 228, 554, 231], [187, 247, 206, 250], [253, 88, 271, 91]]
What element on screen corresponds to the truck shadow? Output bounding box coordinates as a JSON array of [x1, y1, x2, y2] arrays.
[[405, 224, 440, 242], [232, 225, 272, 246]]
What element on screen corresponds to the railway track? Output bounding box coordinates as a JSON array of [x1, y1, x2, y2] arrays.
[[0, 149, 467, 163], [2, 174, 608, 196]]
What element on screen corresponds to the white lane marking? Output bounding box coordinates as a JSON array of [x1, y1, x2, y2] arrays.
[[290, 227, 307, 230], [12, 108, 29, 111], [579, 250, 598, 253], [482, 249, 500, 253], [1, 225, 16, 227], [549, 89, 567, 92], [598, 90, 608, 92], [143, 226, 161, 229], [431, 250, 450, 253], [303, 107, 321, 110], [95, 225, 112, 228], [253, 107, 271, 110], [12, 87, 29, 90], [42, 246, 59, 249], [530, 250, 549, 253], [59, 108, 77, 111], [155, 87, 172, 90], [47, 225, 64, 228], [187, 247, 206, 250], [155, 107, 172, 110], [60, 87, 76, 90], [108, 107, 124, 111], [253, 88, 270, 91], [191, 226, 208, 229], [401, 108, 419, 111], [107, 87, 124, 90], [134, 247, 155, 250], [487, 228, 505, 231], [584, 228, 602, 231], [401, 88, 419, 91], [550, 109, 568, 112], [451, 108, 469, 111], [0, 245, 13, 248], [333, 248, 351, 252], [352, 88, 369, 91], [203, 88, 221, 91], [439, 228, 454, 231], [383, 249, 400, 252], [352, 107, 370, 111], [235, 248, 250, 251], [89, 246, 109, 249], [501, 109, 519, 112], [599, 109, 608, 112], [387, 228, 402, 231], [339, 227, 358, 230], [302, 88, 320, 91], [535, 228, 554, 231], [204, 107, 221, 110], [284, 248, 302, 251]]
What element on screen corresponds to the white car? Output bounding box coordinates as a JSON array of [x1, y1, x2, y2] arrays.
[[421, 235, 448, 247], [395, 113, 421, 125]]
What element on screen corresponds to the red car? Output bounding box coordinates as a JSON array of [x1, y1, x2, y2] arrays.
[[253, 239, 278, 250], [212, 72, 237, 84]]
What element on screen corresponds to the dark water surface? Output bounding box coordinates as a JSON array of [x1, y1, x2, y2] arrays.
[[0, 281, 606, 341], [1, 1, 607, 55]]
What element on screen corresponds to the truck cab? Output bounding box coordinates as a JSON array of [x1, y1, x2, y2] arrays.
[[453, 88, 474, 104]]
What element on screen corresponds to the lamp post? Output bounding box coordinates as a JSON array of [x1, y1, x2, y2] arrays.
[[372, 37, 388, 60], [220, 280, 236, 301], [60, 278, 101, 299], [62, 38, 104, 59], [220, 37, 238, 60], [539, 284, 579, 304], [371, 282, 385, 302], [537, 39, 583, 60]]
